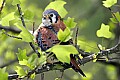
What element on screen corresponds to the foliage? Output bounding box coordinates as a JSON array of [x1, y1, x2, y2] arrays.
[[64, 17, 77, 29], [15, 23, 34, 42], [103, 0, 117, 8], [1, 12, 15, 26], [15, 66, 26, 77], [0, 0, 119, 80], [57, 27, 71, 42], [110, 12, 120, 23], [47, 45, 78, 64], [0, 67, 8, 80], [96, 23, 113, 38], [16, 48, 46, 79]]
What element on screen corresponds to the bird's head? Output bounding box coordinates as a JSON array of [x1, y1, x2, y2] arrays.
[[42, 9, 60, 26]]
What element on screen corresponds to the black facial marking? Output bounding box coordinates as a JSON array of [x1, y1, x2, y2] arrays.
[[55, 16, 58, 23], [43, 17, 46, 19], [50, 14, 53, 17], [49, 17, 52, 23]]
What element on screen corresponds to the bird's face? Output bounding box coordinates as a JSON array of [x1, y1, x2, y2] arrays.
[[42, 9, 60, 26]]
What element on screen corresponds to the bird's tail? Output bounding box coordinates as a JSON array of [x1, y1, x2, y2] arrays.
[[70, 54, 86, 77]]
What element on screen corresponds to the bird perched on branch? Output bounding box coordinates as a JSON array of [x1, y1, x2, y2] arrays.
[[34, 9, 86, 77]]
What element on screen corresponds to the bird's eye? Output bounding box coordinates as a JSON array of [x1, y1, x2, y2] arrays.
[[50, 14, 53, 17], [43, 17, 46, 19]]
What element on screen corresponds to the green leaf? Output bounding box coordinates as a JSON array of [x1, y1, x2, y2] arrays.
[[17, 49, 35, 69], [1, 29, 5, 33], [14, 23, 34, 42], [28, 54, 38, 64], [28, 54, 38, 68], [110, 12, 120, 23], [17, 48, 28, 61], [64, 17, 77, 28], [0, 0, 3, 7], [28, 54, 46, 66], [24, 9, 34, 21], [19, 59, 28, 65], [57, 27, 71, 42], [12, 0, 21, 5], [19, 59, 34, 69], [45, 1, 68, 18], [30, 72, 35, 79], [1, 12, 15, 26], [0, 67, 8, 80], [103, 0, 117, 8], [37, 54, 46, 65], [49, 45, 78, 64], [96, 23, 113, 38], [15, 66, 26, 77]]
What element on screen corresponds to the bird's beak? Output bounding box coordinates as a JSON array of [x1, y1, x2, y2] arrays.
[[45, 15, 49, 20]]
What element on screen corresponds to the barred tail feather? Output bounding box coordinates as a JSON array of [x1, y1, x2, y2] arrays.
[[70, 54, 86, 77]]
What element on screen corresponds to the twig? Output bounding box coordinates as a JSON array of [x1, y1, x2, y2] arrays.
[[108, 8, 119, 24], [3, 32, 22, 39], [59, 71, 64, 80], [0, 0, 6, 13], [41, 73, 44, 80], [17, 4, 26, 28], [75, 27, 79, 47], [81, 43, 120, 64], [73, 27, 90, 57], [29, 42, 40, 57], [108, 8, 120, 43], [0, 25, 21, 33], [32, 22, 35, 34]]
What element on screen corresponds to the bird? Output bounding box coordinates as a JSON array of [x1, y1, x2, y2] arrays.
[[34, 9, 86, 77]]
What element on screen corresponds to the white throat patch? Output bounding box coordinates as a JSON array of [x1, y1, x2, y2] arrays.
[[42, 13, 57, 26]]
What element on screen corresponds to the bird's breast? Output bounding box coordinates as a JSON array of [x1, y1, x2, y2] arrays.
[[36, 27, 59, 51]]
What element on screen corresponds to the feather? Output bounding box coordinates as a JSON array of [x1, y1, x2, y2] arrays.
[[70, 54, 86, 77]]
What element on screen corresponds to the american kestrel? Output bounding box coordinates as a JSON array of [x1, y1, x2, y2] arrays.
[[34, 9, 86, 77]]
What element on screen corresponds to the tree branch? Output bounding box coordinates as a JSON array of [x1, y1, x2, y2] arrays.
[[0, 25, 21, 33], [8, 43, 120, 79]]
